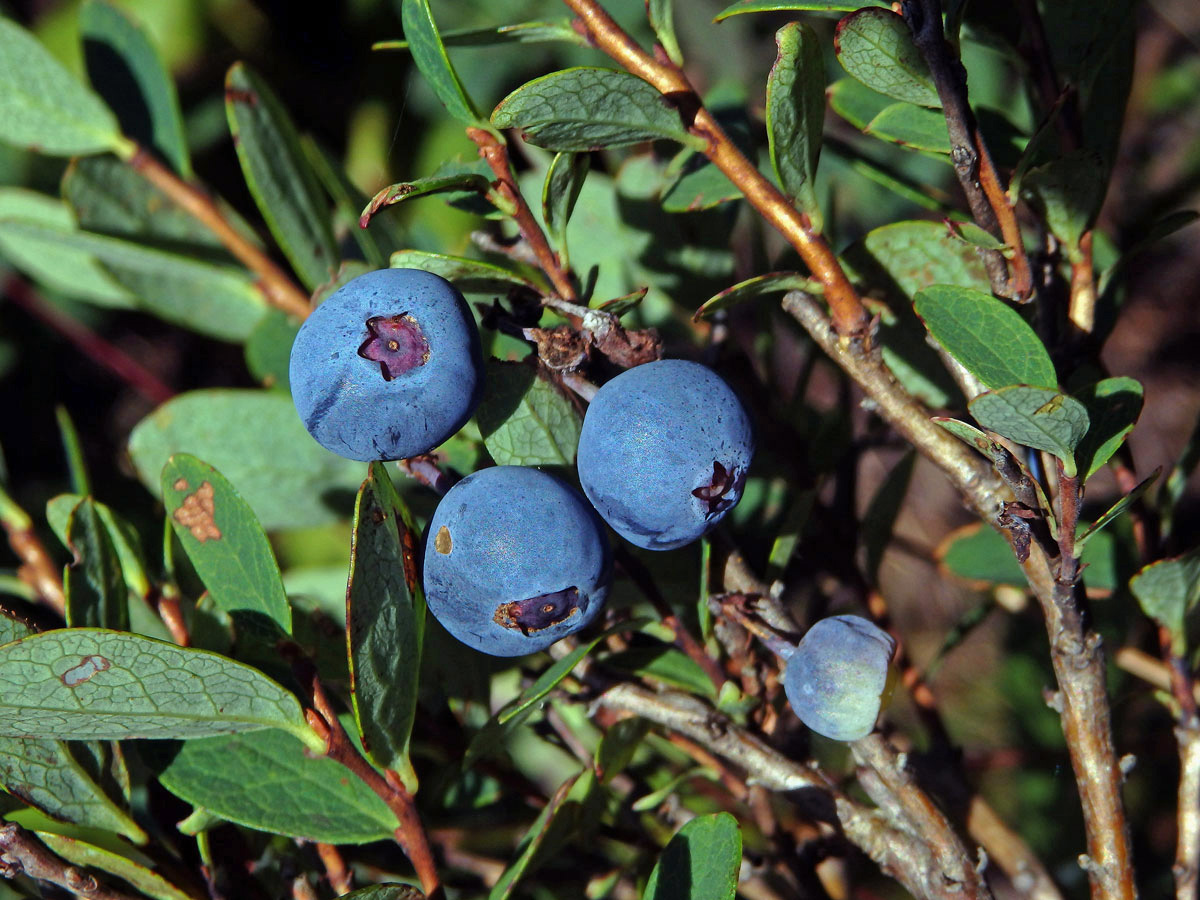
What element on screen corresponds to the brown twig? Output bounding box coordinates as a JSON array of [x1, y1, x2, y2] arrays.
[[300, 674, 441, 898], [466, 128, 577, 303], [128, 147, 311, 319], [966, 797, 1063, 900], [560, 0, 869, 337], [1069, 231, 1098, 335], [782, 290, 1135, 899], [315, 843, 353, 896], [599, 683, 976, 900], [0, 823, 141, 900], [851, 734, 992, 899], [901, 0, 1032, 301], [5, 276, 175, 406], [0, 490, 65, 616]]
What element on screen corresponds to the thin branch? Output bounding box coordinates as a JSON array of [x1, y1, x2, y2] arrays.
[[299, 673, 441, 899], [966, 796, 1064, 900], [560, 0, 870, 337], [1175, 725, 1200, 900], [782, 290, 1135, 900], [0, 487, 65, 615], [901, 0, 1032, 300], [0, 824, 142, 900], [315, 843, 354, 896], [128, 147, 311, 319], [599, 683, 976, 900], [1069, 231, 1098, 335], [466, 128, 577, 302]]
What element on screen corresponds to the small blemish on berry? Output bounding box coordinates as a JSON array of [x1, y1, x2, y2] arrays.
[[357, 313, 430, 381], [435, 525, 452, 554], [494, 587, 581, 635]]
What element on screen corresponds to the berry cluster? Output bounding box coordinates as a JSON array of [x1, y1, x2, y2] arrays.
[[290, 269, 889, 736]]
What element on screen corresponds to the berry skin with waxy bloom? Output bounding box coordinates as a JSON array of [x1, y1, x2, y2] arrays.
[[423, 466, 612, 657], [783, 615, 896, 742], [576, 359, 755, 551], [288, 268, 483, 462]]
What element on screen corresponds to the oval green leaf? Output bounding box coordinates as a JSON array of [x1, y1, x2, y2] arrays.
[[36, 832, 191, 900], [401, 0, 483, 127], [1073, 376, 1143, 481], [644, 812, 742, 900], [0, 629, 316, 746], [156, 728, 398, 843], [542, 151, 590, 264], [127, 389, 364, 531], [492, 67, 701, 152], [347, 463, 424, 789], [969, 386, 1089, 476], [389, 250, 537, 295], [80, 0, 190, 176], [476, 360, 582, 467], [1130, 549, 1200, 656], [767, 23, 824, 225], [834, 8, 939, 107], [714, 0, 886, 20], [865, 102, 950, 153], [162, 454, 292, 636], [914, 284, 1057, 389], [226, 62, 339, 291], [64, 498, 129, 631], [0, 17, 125, 157]]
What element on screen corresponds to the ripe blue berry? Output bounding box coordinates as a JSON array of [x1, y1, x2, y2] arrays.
[[783, 615, 896, 742], [423, 466, 612, 657], [576, 360, 754, 550], [289, 268, 483, 461]]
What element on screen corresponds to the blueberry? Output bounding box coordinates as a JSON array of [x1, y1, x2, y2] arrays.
[[288, 268, 483, 461], [423, 466, 612, 657], [576, 360, 754, 550], [783, 615, 896, 742]]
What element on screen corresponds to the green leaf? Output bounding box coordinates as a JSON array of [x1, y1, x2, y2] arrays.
[[302, 138, 401, 269], [1073, 376, 1143, 481], [127, 389, 364, 531], [594, 717, 650, 784], [865, 102, 950, 153], [361, 172, 494, 228], [162, 454, 292, 636], [914, 285, 1057, 389], [488, 773, 581, 900], [0, 614, 146, 844], [1131, 548, 1200, 656], [156, 728, 398, 843], [476, 360, 582, 467], [64, 498, 129, 631], [1077, 469, 1159, 550], [648, 0, 684, 66], [0, 221, 266, 340], [0, 17, 126, 157], [35, 832, 190, 900], [714, 0, 886, 19], [633, 767, 719, 812], [400, 0, 484, 126], [939, 522, 1117, 592], [693, 272, 821, 321], [601, 645, 717, 698], [56, 407, 90, 496], [375, 20, 586, 50], [828, 77, 891, 131], [1022, 151, 1107, 253], [79, 0, 190, 177], [766, 23, 824, 226], [969, 386, 1089, 476], [336, 887, 423, 900], [597, 286, 648, 317], [389, 250, 537, 295], [492, 68, 702, 152], [0, 629, 317, 746], [834, 8, 939, 107], [542, 152, 590, 266], [225, 62, 338, 291], [644, 812, 742, 900], [347, 463, 424, 789], [46, 495, 151, 601], [244, 309, 300, 392], [63, 155, 227, 251], [661, 153, 742, 212], [0, 189, 132, 306]]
